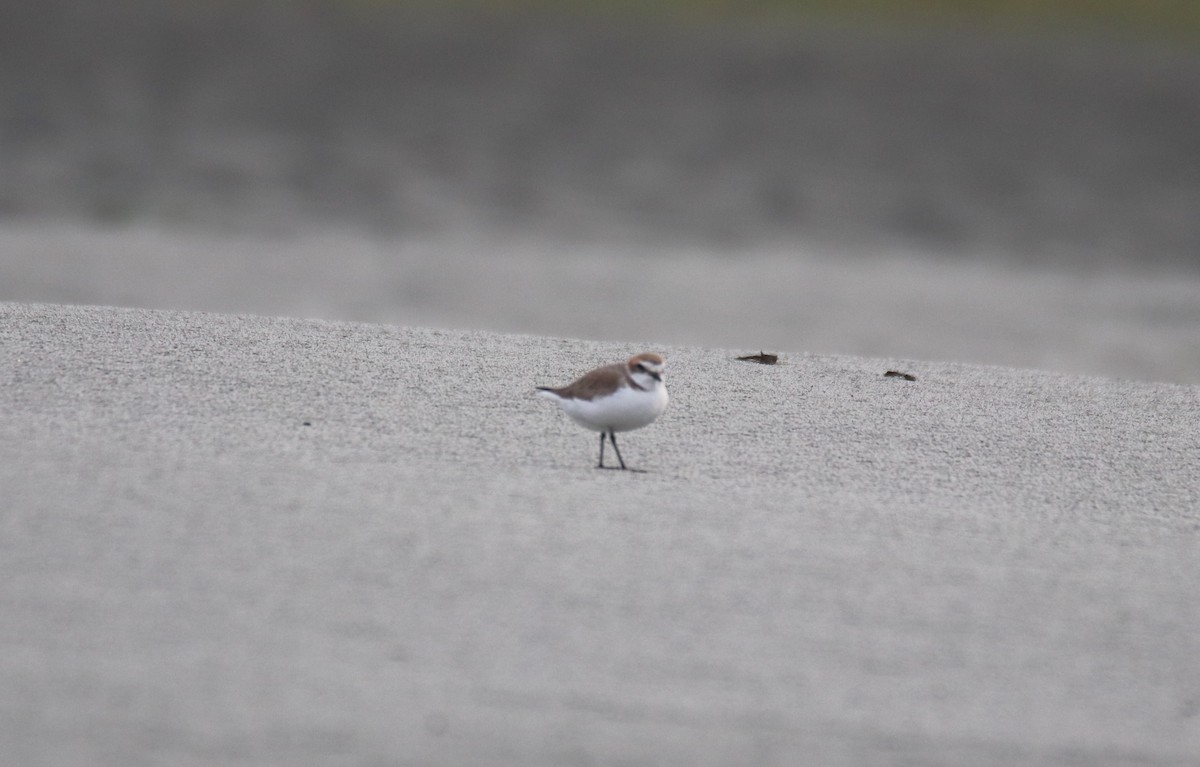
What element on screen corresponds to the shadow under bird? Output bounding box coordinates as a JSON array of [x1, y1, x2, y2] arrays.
[[536, 353, 669, 470]]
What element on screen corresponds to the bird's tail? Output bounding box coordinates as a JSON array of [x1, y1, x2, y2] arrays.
[[535, 387, 560, 400]]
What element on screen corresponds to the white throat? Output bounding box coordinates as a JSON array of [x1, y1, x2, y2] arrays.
[[629, 370, 664, 392]]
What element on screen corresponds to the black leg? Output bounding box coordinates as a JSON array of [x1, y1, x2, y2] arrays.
[[608, 430, 627, 470], [597, 431, 606, 468]]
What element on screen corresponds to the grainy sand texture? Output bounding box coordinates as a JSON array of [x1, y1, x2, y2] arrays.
[[4, 5, 1200, 763], [3, 302, 1198, 766]]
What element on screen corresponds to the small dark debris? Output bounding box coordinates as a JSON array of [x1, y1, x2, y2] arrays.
[[737, 351, 778, 365], [884, 370, 917, 381], [302, 421, 312, 426]]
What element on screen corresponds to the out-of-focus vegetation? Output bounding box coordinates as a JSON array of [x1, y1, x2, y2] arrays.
[[351, 0, 1200, 42]]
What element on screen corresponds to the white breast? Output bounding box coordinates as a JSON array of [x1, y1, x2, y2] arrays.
[[557, 382, 669, 433]]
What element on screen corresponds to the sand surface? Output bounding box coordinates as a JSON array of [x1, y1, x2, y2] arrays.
[[4, 222, 1200, 386], [3, 301, 1198, 766], [3, 8, 1199, 763]]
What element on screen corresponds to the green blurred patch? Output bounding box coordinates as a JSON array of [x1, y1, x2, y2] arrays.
[[351, 0, 1200, 43]]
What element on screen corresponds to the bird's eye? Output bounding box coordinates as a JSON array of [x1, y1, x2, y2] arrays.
[[634, 363, 645, 372]]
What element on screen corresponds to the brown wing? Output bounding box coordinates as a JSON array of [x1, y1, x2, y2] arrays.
[[548, 362, 627, 401]]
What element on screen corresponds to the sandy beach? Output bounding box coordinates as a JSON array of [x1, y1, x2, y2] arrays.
[[4, 221, 1200, 386], [3, 4, 1200, 763], [2, 301, 1198, 765]]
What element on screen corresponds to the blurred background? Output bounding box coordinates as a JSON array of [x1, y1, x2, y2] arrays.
[[1, 0, 1198, 382]]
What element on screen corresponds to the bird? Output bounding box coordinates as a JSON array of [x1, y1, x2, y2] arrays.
[[536, 352, 669, 470]]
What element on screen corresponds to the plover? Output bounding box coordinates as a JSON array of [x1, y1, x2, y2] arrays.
[[536, 353, 669, 470]]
